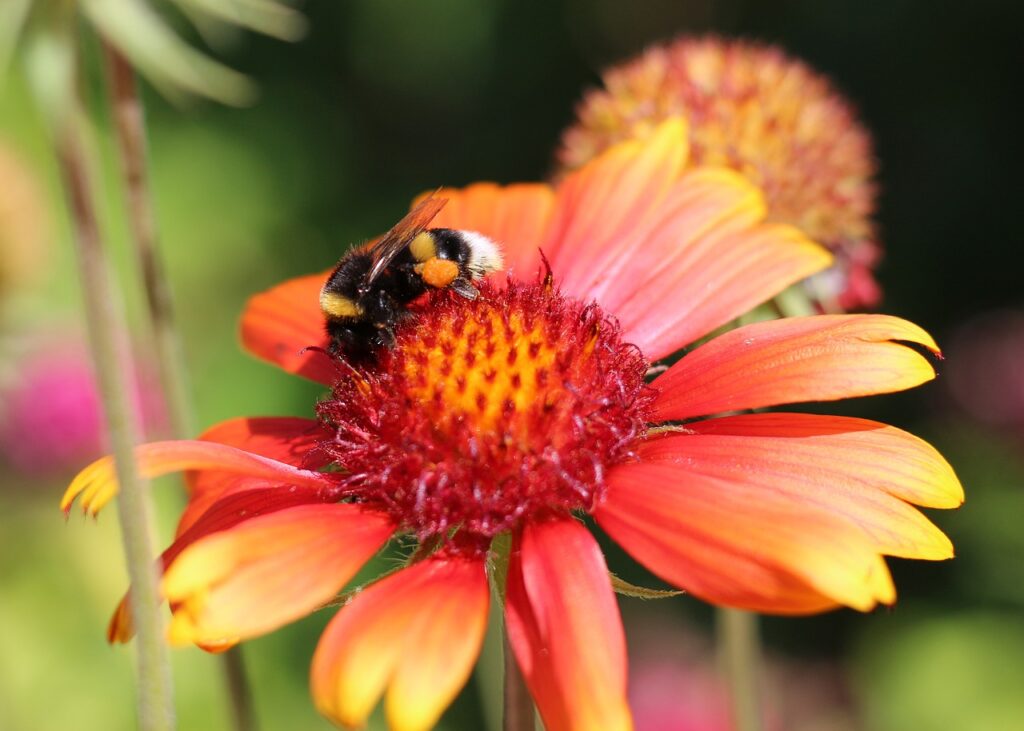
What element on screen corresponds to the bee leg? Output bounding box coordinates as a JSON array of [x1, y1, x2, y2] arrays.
[[450, 278, 480, 300], [375, 324, 397, 349]]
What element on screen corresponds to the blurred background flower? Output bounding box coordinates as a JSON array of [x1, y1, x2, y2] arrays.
[[0, 334, 165, 477], [558, 36, 880, 312], [944, 309, 1024, 437], [628, 611, 859, 731], [0, 141, 49, 302]]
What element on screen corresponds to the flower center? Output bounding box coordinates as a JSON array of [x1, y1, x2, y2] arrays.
[[317, 278, 654, 542]]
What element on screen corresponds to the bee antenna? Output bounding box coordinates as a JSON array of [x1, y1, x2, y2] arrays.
[[300, 345, 357, 380]]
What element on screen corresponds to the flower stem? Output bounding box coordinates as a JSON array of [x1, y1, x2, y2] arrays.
[[57, 113, 175, 731], [488, 534, 535, 731], [221, 646, 258, 731], [502, 633, 534, 731], [101, 42, 194, 441], [717, 607, 764, 731], [100, 43, 257, 731]]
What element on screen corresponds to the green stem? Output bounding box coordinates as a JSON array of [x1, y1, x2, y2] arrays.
[[717, 607, 763, 731], [488, 534, 535, 731], [101, 43, 257, 731], [221, 647, 258, 731], [57, 113, 175, 731]]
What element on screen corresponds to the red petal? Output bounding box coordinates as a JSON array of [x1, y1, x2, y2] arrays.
[[417, 183, 556, 282], [504, 519, 632, 731], [596, 462, 896, 613], [652, 315, 941, 421], [108, 486, 333, 644], [239, 271, 338, 384], [180, 416, 333, 534], [162, 504, 393, 645], [311, 556, 489, 731], [63, 440, 340, 517]]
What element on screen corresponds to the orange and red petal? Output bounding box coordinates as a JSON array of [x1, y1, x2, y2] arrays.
[[179, 416, 333, 534], [108, 485, 338, 644], [63, 439, 340, 517], [639, 415, 958, 560], [612, 217, 831, 360], [311, 555, 488, 731], [684, 413, 964, 509], [162, 503, 393, 646], [652, 314, 941, 421], [547, 118, 688, 292], [239, 271, 337, 384], [562, 167, 765, 309], [504, 519, 632, 731], [595, 462, 897, 613], [417, 183, 556, 280]]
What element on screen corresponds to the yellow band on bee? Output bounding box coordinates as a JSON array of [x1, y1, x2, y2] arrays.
[[321, 292, 363, 318], [409, 232, 437, 263]]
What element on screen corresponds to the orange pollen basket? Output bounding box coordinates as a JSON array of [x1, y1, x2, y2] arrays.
[[316, 277, 655, 546]]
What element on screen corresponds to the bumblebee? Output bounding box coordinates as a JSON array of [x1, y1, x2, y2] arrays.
[[320, 195, 503, 360]]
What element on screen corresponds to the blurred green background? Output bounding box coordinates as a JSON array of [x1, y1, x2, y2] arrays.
[[1, 1, 1021, 730]]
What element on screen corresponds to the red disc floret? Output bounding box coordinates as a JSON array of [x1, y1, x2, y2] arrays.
[[316, 278, 654, 541]]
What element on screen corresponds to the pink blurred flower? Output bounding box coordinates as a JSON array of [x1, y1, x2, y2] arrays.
[[627, 612, 859, 731], [945, 310, 1024, 431], [0, 338, 165, 476]]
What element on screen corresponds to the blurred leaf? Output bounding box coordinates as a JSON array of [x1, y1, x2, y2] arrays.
[[0, 0, 32, 76], [856, 611, 1024, 731], [82, 0, 257, 106], [174, 0, 308, 42], [21, 17, 76, 134]]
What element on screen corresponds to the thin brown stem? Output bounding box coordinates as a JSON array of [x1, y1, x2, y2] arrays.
[[102, 42, 194, 439], [57, 116, 175, 731], [502, 632, 535, 731], [717, 607, 764, 731], [101, 44, 257, 731], [489, 534, 535, 731]]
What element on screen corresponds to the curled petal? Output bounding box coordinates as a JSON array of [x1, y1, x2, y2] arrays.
[[596, 462, 897, 613], [108, 486, 336, 644], [311, 555, 489, 731], [239, 271, 338, 384], [504, 519, 632, 731], [192, 416, 331, 472], [63, 440, 340, 517], [162, 503, 393, 645], [653, 315, 941, 421], [180, 416, 334, 534], [417, 183, 556, 280]]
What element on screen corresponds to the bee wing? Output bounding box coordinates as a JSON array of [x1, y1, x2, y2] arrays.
[[364, 194, 448, 287]]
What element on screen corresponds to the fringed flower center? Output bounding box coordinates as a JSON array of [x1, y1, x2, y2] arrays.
[[317, 277, 654, 543]]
